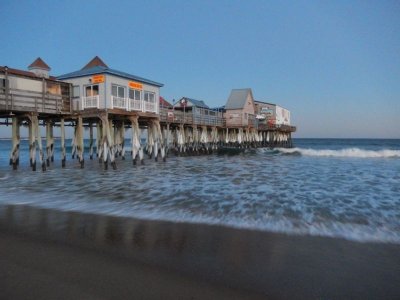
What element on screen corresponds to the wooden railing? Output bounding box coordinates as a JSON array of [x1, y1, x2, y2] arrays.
[[159, 108, 224, 126], [82, 95, 100, 109], [0, 88, 71, 114]]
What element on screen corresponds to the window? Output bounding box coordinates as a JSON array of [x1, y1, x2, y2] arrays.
[[144, 91, 155, 102], [85, 85, 99, 96], [129, 88, 141, 100], [112, 84, 125, 98], [72, 86, 80, 97], [1, 79, 6, 88], [47, 82, 61, 95]]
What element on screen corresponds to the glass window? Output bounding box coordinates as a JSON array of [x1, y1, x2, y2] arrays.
[[85, 85, 99, 96], [47, 82, 61, 95], [144, 91, 155, 102], [111, 85, 117, 97], [112, 84, 125, 98], [129, 89, 141, 100], [72, 86, 80, 97], [118, 86, 125, 97]]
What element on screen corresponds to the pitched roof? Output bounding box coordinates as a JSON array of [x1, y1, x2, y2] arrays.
[[159, 96, 173, 108], [28, 57, 50, 70], [178, 97, 209, 109], [57, 63, 163, 87], [1, 66, 57, 81], [254, 100, 276, 106], [82, 56, 108, 70], [225, 88, 253, 110]]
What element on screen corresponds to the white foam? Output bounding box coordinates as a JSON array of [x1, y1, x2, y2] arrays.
[[278, 147, 400, 158]]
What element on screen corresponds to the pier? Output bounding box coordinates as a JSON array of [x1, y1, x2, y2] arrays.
[[0, 57, 296, 171]]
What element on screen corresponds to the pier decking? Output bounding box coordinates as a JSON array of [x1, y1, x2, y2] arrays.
[[1, 58, 296, 171]]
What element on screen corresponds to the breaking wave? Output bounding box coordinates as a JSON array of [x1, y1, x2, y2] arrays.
[[277, 147, 400, 158]]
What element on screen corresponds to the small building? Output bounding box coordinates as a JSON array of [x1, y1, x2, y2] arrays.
[[0, 58, 71, 115], [254, 100, 291, 126], [224, 88, 256, 127], [57, 56, 163, 115], [171, 97, 223, 126]]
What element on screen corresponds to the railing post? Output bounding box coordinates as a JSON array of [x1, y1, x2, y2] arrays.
[[4, 66, 9, 111]]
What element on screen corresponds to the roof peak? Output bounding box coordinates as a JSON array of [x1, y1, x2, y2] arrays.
[[28, 57, 50, 70], [82, 56, 108, 70]]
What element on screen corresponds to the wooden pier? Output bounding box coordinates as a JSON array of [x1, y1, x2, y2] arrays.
[[0, 58, 296, 171]]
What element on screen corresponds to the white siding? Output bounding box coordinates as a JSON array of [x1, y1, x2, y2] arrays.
[[275, 105, 291, 125], [9, 76, 42, 93], [106, 74, 160, 113], [61, 76, 106, 109]]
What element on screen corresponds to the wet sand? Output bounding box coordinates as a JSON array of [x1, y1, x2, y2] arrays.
[[1, 204, 400, 299]]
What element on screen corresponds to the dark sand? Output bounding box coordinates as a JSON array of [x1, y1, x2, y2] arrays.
[[1, 204, 400, 299]]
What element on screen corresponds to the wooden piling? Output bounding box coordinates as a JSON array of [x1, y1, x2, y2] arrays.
[[28, 115, 36, 171], [46, 120, 54, 167], [89, 122, 94, 160], [99, 115, 117, 170], [128, 115, 141, 165], [9, 116, 20, 170], [76, 116, 84, 168], [97, 120, 103, 163], [108, 119, 116, 169], [120, 121, 126, 160], [60, 118, 66, 168], [35, 117, 46, 171], [71, 123, 77, 159]]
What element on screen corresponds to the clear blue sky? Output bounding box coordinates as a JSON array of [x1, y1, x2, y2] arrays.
[[1, 0, 399, 138]]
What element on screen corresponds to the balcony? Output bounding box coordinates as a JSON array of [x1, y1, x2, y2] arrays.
[[144, 101, 156, 113], [128, 98, 141, 111], [78, 95, 158, 114], [111, 96, 127, 110], [81, 95, 99, 109]]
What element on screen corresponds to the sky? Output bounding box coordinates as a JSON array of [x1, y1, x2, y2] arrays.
[[1, 0, 399, 138]]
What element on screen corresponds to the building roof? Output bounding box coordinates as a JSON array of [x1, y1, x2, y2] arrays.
[[225, 88, 254, 110], [57, 56, 163, 87], [28, 57, 51, 70], [82, 56, 108, 70], [254, 100, 276, 106], [0, 66, 57, 81], [159, 96, 173, 108], [177, 97, 209, 109]]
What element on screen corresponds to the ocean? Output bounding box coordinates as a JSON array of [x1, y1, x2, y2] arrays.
[[0, 138, 399, 244]]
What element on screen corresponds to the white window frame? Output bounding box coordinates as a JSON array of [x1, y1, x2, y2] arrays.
[[143, 91, 156, 112]]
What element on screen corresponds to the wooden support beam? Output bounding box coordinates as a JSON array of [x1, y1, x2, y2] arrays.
[[46, 120, 54, 167], [61, 118, 66, 168], [120, 121, 126, 160], [35, 116, 46, 172], [28, 115, 36, 171], [9, 116, 20, 170], [97, 120, 102, 161], [89, 122, 94, 160], [76, 116, 84, 168]]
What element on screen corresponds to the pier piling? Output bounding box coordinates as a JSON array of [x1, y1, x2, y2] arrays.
[[89, 122, 94, 160], [60, 118, 66, 168], [46, 120, 54, 167], [9, 116, 20, 170]]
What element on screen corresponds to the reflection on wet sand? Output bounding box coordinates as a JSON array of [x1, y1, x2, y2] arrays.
[[1, 204, 400, 299]]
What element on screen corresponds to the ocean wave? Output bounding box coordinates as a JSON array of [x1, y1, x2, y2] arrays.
[[277, 147, 400, 158]]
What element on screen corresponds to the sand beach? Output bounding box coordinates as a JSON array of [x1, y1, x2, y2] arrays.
[[1, 204, 399, 299]]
